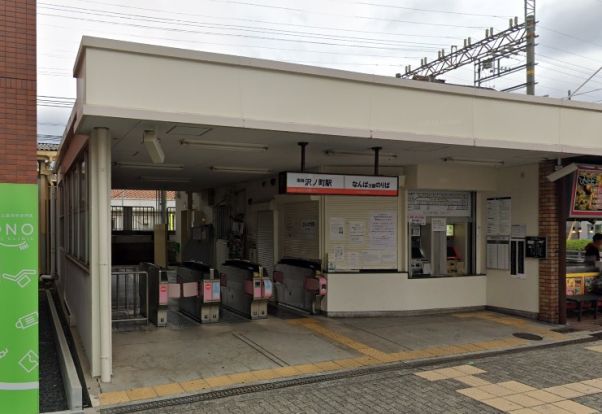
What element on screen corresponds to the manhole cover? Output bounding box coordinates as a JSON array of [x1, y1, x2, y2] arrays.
[[551, 327, 578, 334], [513, 332, 543, 341]]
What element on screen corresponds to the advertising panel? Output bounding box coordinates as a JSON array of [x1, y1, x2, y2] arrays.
[[0, 184, 39, 414]]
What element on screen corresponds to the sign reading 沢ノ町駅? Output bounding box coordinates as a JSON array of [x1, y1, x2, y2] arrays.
[[280, 172, 398, 196], [570, 165, 602, 218], [0, 184, 39, 414]]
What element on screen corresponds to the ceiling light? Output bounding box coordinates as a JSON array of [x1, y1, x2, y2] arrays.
[[143, 130, 165, 164], [180, 139, 268, 152], [166, 126, 212, 136], [210, 166, 272, 174], [442, 157, 504, 167], [139, 176, 191, 183], [113, 161, 184, 171], [325, 149, 398, 158]]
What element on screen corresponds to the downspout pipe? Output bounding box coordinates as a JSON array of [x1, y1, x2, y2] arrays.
[[96, 128, 112, 382]]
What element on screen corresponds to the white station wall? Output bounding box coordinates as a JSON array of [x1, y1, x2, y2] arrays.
[[485, 164, 540, 315]]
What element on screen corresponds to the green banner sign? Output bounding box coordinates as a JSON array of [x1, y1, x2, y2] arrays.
[[0, 184, 39, 414]]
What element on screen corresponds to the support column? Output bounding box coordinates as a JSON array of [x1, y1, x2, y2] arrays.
[[538, 161, 561, 323], [90, 128, 112, 382]]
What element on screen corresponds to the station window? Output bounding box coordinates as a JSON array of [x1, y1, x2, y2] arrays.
[[408, 190, 475, 278], [61, 150, 89, 265]]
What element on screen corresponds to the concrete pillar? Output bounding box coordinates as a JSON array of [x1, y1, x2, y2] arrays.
[[90, 127, 112, 382]]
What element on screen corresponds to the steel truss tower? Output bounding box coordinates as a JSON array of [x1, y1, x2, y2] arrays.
[[396, 1, 536, 95]]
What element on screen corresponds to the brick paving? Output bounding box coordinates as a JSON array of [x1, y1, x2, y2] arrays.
[[132, 340, 602, 414]]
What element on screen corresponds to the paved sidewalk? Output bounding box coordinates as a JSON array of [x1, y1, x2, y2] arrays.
[[96, 310, 581, 407], [126, 340, 602, 414]]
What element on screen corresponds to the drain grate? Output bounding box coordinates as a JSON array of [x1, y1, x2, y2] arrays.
[[513, 332, 543, 341]]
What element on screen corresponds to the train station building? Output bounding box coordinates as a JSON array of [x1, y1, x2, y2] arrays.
[[51, 36, 602, 402]]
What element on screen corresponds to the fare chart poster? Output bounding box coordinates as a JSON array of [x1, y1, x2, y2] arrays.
[[0, 184, 39, 414]]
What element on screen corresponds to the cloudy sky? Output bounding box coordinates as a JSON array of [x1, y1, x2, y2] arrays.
[[38, 0, 602, 143]]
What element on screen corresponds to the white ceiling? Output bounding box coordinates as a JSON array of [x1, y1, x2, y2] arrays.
[[78, 116, 571, 191]]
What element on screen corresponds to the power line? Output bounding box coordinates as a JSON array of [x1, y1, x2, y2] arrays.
[[39, 4, 450, 50]]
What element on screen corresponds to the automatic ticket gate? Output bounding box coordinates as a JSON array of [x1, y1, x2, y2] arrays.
[[177, 261, 221, 323], [220, 259, 272, 319], [140, 262, 174, 327], [274, 258, 327, 314]]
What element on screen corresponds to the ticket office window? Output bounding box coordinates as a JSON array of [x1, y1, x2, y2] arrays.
[[408, 192, 475, 278]]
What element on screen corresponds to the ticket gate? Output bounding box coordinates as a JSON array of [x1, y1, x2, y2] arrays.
[[177, 261, 221, 323], [274, 258, 327, 314], [139, 262, 174, 327], [220, 259, 272, 319]]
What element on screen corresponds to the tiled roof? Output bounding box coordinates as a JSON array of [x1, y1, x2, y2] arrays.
[[111, 189, 176, 200], [37, 142, 60, 151]]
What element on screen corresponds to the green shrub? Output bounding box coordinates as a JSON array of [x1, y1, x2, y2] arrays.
[[566, 239, 591, 252]]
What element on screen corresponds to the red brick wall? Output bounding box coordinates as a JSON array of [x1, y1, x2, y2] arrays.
[[538, 161, 560, 323], [0, 0, 36, 184]]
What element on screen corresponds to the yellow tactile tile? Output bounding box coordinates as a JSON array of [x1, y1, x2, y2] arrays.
[[204, 375, 236, 388], [126, 387, 157, 401], [227, 371, 260, 384], [544, 385, 585, 399], [477, 384, 520, 397], [456, 387, 497, 401], [510, 408, 542, 414], [552, 400, 598, 414], [415, 370, 448, 382], [251, 369, 281, 381], [179, 378, 210, 393], [585, 345, 602, 353], [505, 393, 546, 408], [581, 378, 602, 389], [455, 376, 492, 387], [99, 391, 130, 406], [353, 356, 381, 366], [294, 363, 323, 374], [333, 358, 364, 369], [524, 389, 565, 404], [313, 361, 341, 372], [481, 397, 524, 412], [453, 365, 487, 376], [272, 366, 302, 378], [497, 381, 537, 394], [431, 367, 468, 379], [456, 342, 488, 352], [532, 403, 574, 414], [563, 382, 602, 395], [153, 382, 184, 397], [387, 351, 414, 361]]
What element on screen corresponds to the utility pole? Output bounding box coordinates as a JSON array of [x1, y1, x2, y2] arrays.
[[525, 0, 536, 95]]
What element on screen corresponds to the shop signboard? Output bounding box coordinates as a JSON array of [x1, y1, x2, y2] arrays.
[[570, 165, 602, 217], [0, 183, 38, 414], [280, 172, 398, 196]]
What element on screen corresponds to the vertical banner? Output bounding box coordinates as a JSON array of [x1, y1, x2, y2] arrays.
[[0, 184, 39, 414]]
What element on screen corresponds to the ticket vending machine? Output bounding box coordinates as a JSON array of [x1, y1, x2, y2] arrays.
[[220, 259, 272, 319], [177, 261, 221, 323], [274, 258, 327, 314]]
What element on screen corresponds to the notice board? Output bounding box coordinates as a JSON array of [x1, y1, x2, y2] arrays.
[[486, 197, 511, 270], [325, 196, 398, 271]]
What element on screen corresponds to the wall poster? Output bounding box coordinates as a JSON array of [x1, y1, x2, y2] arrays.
[[0, 184, 39, 413], [486, 197, 511, 270], [570, 165, 602, 217]]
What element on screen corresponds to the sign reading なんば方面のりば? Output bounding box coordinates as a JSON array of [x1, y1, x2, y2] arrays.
[[0, 183, 39, 414]]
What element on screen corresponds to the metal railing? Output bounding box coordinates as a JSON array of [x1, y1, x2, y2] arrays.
[[111, 266, 149, 324], [111, 206, 176, 231]]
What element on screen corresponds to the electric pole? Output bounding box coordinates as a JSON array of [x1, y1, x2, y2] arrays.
[[525, 0, 536, 95]]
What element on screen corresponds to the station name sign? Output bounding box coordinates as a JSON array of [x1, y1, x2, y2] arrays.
[[570, 165, 602, 217], [280, 172, 398, 196]]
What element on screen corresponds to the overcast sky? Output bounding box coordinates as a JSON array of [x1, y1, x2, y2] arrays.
[[38, 0, 602, 143]]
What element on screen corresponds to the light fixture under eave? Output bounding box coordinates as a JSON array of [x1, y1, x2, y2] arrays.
[[113, 161, 184, 171], [325, 149, 398, 159], [442, 157, 505, 167], [143, 130, 165, 164], [139, 176, 192, 183], [180, 139, 269, 152], [210, 166, 272, 174]]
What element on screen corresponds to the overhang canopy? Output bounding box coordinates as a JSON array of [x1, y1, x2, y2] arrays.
[[61, 36, 602, 189]]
